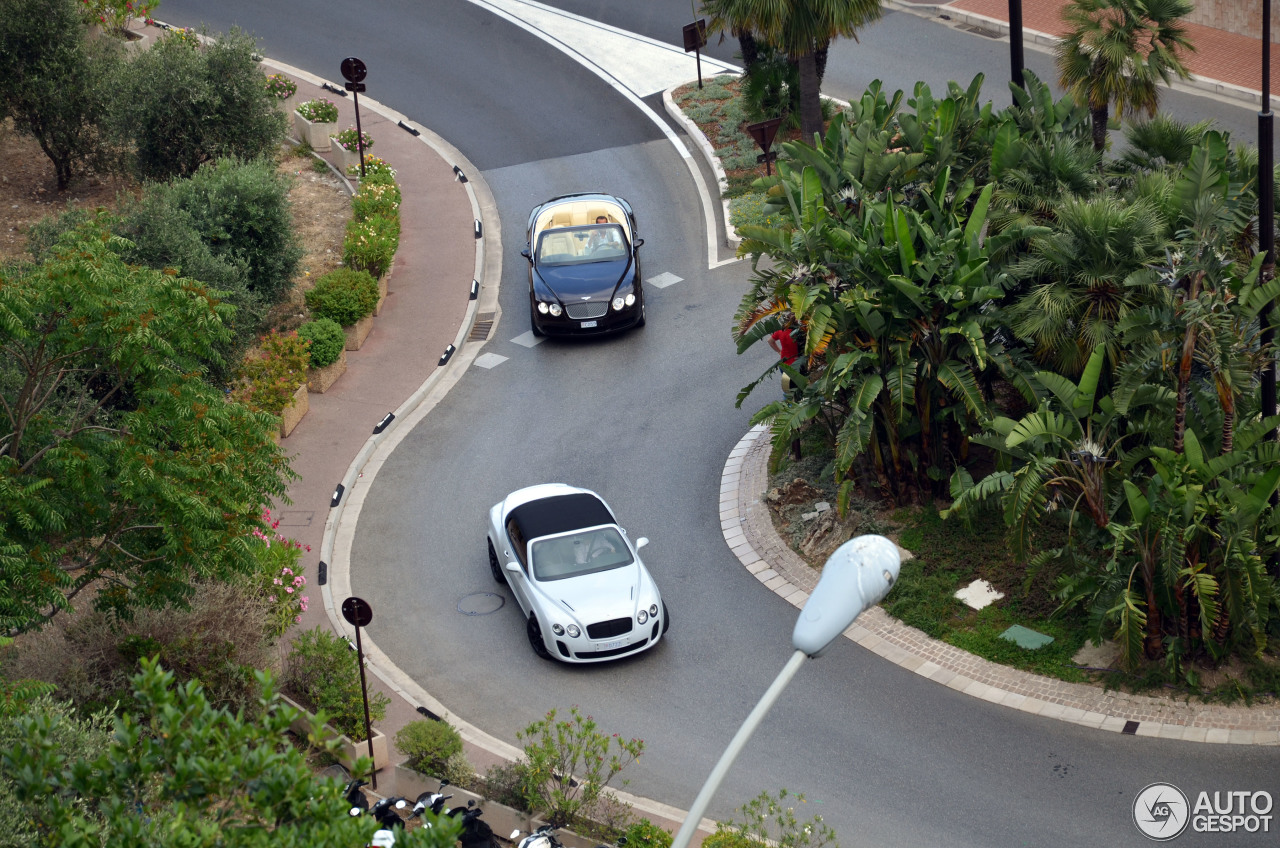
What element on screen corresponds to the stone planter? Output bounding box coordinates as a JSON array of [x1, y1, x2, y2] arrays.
[[279, 383, 309, 437], [281, 695, 389, 772], [335, 144, 364, 176], [122, 29, 152, 55], [307, 348, 347, 393], [344, 314, 374, 351], [275, 93, 300, 115], [294, 111, 336, 151]]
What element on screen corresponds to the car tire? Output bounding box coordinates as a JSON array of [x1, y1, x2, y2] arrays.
[[487, 539, 506, 585], [662, 601, 670, 634], [526, 616, 553, 660], [530, 311, 544, 337]]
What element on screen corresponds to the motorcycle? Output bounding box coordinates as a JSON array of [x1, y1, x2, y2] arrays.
[[409, 779, 453, 821], [511, 824, 563, 848]]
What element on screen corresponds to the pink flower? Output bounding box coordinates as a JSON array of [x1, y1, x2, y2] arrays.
[[295, 615, 302, 623], [282, 567, 293, 576], [285, 587, 294, 594], [273, 578, 282, 585]]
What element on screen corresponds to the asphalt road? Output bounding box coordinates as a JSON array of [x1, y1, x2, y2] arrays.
[[161, 2, 1280, 845]]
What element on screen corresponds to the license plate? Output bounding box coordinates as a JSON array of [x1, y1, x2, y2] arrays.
[[598, 638, 627, 651], [581, 320, 598, 328]]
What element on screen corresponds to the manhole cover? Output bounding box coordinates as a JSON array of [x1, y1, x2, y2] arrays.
[[457, 592, 505, 616]]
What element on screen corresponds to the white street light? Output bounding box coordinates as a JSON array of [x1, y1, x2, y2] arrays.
[[669, 535, 901, 848]]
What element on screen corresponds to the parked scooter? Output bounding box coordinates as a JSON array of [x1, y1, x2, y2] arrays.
[[371, 796, 410, 830], [453, 800, 496, 848], [511, 824, 564, 848], [409, 779, 453, 821], [343, 777, 370, 818]]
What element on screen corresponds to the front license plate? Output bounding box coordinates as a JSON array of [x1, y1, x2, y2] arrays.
[[581, 320, 598, 328], [598, 638, 627, 651]]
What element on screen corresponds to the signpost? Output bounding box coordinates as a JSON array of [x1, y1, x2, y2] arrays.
[[340, 57, 369, 178], [682, 19, 708, 89], [340, 596, 377, 788], [746, 118, 783, 176]]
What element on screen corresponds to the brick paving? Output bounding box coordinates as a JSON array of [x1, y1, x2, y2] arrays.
[[928, 0, 1280, 104], [720, 426, 1280, 744]]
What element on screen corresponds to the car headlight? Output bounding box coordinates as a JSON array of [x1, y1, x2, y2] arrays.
[[611, 292, 638, 312], [537, 301, 549, 314], [637, 609, 648, 625], [625, 293, 636, 306], [649, 603, 659, 617], [566, 624, 581, 638], [551, 623, 564, 636], [548, 302, 562, 317], [612, 296, 625, 311]]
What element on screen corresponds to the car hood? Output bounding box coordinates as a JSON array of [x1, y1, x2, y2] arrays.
[[539, 562, 645, 623], [534, 257, 631, 301]]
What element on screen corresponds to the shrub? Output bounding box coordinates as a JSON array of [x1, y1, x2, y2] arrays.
[[297, 318, 345, 368], [81, 0, 157, 36], [702, 790, 836, 848], [296, 97, 338, 124], [233, 329, 309, 415], [516, 706, 644, 828], [481, 760, 540, 813], [265, 73, 297, 100], [248, 508, 311, 638], [151, 157, 302, 306], [343, 214, 399, 279], [352, 179, 401, 221], [0, 0, 125, 189], [110, 28, 288, 181], [305, 268, 379, 327], [332, 126, 373, 152], [394, 719, 464, 776], [0, 581, 278, 716], [623, 820, 675, 848], [358, 156, 397, 183], [281, 627, 389, 740]]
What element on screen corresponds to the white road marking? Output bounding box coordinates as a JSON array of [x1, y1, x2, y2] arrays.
[[511, 331, 545, 348], [646, 271, 683, 289], [473, 352, 509, 369]]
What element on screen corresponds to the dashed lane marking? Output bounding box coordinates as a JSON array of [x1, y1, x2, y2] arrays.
[[473, 353, 509, 369], [646, 272, 683, 289]]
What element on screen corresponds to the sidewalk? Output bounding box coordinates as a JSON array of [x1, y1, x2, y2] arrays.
[[904, 0, 1280, 107], [237, 0, 1280, 832]]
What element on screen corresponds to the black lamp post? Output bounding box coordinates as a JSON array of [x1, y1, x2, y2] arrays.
[[1009, 0, 1026, 95]]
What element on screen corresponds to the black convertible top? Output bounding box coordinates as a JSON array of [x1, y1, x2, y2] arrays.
[[509, 493, 614, 541]]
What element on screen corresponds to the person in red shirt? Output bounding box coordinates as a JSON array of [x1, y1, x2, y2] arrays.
[[768, 328, 798, 364]]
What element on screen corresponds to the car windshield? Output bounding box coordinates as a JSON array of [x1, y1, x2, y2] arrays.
[[530, 526, 633, 581], [536, 225, 627, 266]]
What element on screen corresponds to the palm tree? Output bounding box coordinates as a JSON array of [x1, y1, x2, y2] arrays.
[[702, 0, 885, 142], [1055, 0, 1195, 152]]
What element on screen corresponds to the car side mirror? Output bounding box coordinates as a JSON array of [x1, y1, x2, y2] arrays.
[[505, 560, 521, 573], [520, 247, 532, 261], [636, 537, 649, 549], [633, 238, 644, 248]]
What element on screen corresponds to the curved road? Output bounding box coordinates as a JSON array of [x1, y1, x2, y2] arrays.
[[161, 2, 1278, 846]]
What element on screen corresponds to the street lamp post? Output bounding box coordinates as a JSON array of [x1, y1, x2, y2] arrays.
[[668, 535, 902, 848], [1263, 0, 1279, 578], [1009, 0, 1026, 95]]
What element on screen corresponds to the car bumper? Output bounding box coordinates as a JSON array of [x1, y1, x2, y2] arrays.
[[531, 301, 644, 336], [551, 617, 664, 663]]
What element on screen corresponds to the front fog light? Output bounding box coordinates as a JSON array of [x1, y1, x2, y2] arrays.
[[566, 624, 581, 638], [537, 301, 549, 314], [551, 623, 564, 636], [637, 609, 649, 625], [612, 296, 625, 311], [548, 302, 563, 317]]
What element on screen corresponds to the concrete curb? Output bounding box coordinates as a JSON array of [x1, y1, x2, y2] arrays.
[[662, 84, 742, 250], [719, 426, 1280, 745]]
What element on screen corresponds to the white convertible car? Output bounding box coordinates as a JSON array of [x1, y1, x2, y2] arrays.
[[486, 484, 667, 663]]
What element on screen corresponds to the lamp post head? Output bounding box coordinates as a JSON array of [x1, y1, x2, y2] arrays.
[[792, 534, 900, 657]]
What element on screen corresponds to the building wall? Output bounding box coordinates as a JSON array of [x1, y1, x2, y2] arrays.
[[1188, 0, 1280, 44]]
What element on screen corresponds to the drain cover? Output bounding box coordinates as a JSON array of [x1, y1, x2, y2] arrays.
[[457, 592, 505, 616]]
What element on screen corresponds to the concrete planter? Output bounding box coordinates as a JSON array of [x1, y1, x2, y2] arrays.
[[275, 93, 300, 115], [279, 383, 308, 437], [281, 694, 389, 772], [344, 314, 374, 351], [307, 348, 347, 393], [294, 112, 336, 151], [335, 144, 364, 176]]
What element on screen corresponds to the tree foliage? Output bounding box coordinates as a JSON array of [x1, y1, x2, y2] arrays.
[[0, 219, 293, 634], [110, 28, 288, 181], [0, 0, 124, 189], [1, 659, 464, 847]]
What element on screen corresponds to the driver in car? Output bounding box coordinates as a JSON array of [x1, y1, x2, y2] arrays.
[[587, 215, 623, 252]]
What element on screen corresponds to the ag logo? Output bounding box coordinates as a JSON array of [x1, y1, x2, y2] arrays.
[[1134, 783, 1190, 840]]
